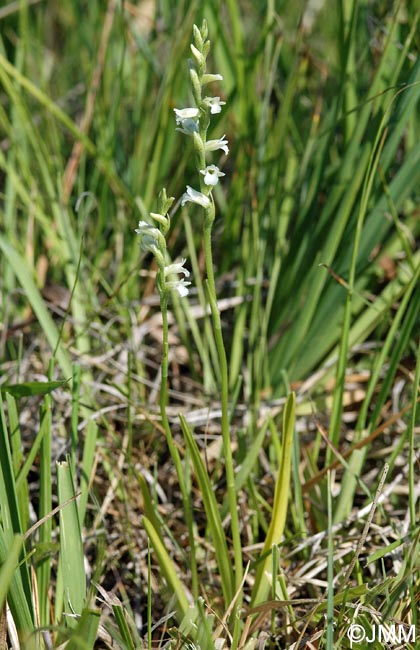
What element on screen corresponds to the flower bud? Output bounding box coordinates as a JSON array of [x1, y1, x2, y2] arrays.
[[190, 43, 205, 68], [189, 68, 202, 105], [193, 24, 204, 50]]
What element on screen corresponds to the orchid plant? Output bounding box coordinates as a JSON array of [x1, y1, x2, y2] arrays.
[[174, 20, 244, 609], [135, 190, 193, 576], [136, 19, 243, 637]]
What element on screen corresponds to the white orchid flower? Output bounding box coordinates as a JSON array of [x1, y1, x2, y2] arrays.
[[135, 221, 164, 259], [181, 186, 210, 208], [164, 259, 190, 279], [166, 279, 191, 297], [205, 135, 229, 155], [200, 165, 225, 186], [174, 107, 200, 123], [204, 96, 225, 114], [201, 73, 223, 85], [174, 108, 200, 135], [164, 259, 191, 297], [135, 220, 161, 238], [176, 117, 199, 136]]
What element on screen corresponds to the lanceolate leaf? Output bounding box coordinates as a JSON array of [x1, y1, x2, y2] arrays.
[[1, 380, 70, 398]]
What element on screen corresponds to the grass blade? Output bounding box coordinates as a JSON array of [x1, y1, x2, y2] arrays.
[[251, 392, 296, 606], [0, 234, 72, 379], [142, 516, 190, 620], [57, 460, 86, 625], [179, 414, 234, 608]]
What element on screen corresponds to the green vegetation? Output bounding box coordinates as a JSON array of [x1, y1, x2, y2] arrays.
[[0, 1, 419, 648]]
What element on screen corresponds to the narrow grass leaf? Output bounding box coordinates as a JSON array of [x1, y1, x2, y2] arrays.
[[0, 235, 72, 379], [179, 413, 234, 607], [111, 603, 136, 650], [64, 608, 101, 650], [326, 471, 334, 650], [251, 392, 296, 606], [5, 394, 29, 531], [78, 418, 98, 526], [0, 400, 33, 617], [0, 531, 33, 637], [142, 516, 189, 619], [1, 380, 69, 398], [234, 420, 268, 493], [0, 535, 23, 615], [335, 261, 420, 521], [37, 393, 53, 627], [57, 460, 86, 624]]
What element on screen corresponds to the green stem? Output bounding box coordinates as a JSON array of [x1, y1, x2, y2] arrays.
[[158, 281, 199, 599], [203, 224, 243, 598]]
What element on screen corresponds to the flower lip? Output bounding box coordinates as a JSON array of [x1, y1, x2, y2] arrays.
[[181, 186, 211, 208], [200, 164, 225, 186]]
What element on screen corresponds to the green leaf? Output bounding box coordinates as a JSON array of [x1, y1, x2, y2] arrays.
[[0, 535, 23, 615], [179, 414, 235, 606], [0, 235, 72, 380], [1, 380, 70, 398], [251, 392, 296, 606], [142, 516, 190, 619], [57, 460, 86, 624], [65, 608, 101, 650]]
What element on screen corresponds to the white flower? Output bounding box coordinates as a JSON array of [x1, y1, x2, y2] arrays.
[[204, 96, 225, 114], [205, 135, 229, 155], [135, 220, 161, 242], [174, 108, 200, 135], [181, 186, 210, 208], [200, 165, 225, 186], [176, 118, 199, 136], [174, 107, 200, 123], [201, 73, 223, 85], [167, 279, 190, 297], [164, 259, 191, 297], [164, 259, 190, 279], [135, 220, 164, 257]]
